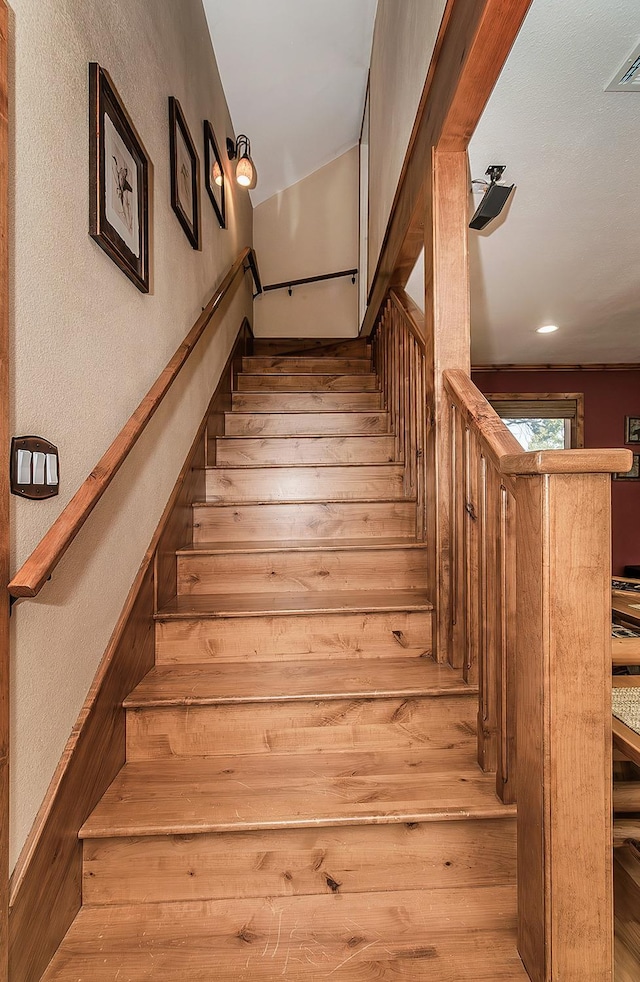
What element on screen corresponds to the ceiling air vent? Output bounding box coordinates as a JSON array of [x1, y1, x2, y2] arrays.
[[606, 41, 640, 92]]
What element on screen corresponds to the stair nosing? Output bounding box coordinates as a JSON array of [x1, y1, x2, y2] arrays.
[[176, 538, 426, 556], [192, 496, 416, 508], [225, 410, 388, 417], [125, 674, 478, 710], [215, 432, 394, 441], [154, 591, 434, 621], [205, 460, 404, 471]]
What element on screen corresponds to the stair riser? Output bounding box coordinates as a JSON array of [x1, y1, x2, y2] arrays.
[[177, 548, 427, 596], [236, 374, 379, 392], [225, 411, 389, 436], [214, 435, 396, 466], [243, 356, 372, 374], [82, 817, 516, 906], [193, 500, 416, 542], [155, 610, 432, 664], [232, 392, 381, 412], [126, 694, 475, 761], [252, 338, 370, 357], [205, 464, 404, 502]]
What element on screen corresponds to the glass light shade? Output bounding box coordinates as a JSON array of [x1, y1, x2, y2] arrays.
[[236, 154, 257, 189], [212, 160, 223, 187]]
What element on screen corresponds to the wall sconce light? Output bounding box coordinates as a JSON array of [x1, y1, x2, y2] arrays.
[[469, 165, 514, 230], [226, 134, 258, 190]]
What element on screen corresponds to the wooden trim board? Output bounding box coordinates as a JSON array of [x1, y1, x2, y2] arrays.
[[473, 363, 640, 373], [8, 318, 251, 982], [0, 5, 9, 981]]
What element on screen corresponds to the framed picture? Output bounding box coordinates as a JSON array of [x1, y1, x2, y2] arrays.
[[614, 454, 640, 480], [169, 97, 200, 249], [204, 120, 226, 229], [625, 417, 640, 444], [89, 64, 150, 293]]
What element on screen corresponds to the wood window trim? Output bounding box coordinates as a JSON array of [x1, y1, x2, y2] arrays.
[[485, 392, 585, 449]]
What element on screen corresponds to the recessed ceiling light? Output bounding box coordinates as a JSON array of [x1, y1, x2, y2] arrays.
[[537, 324, 559, 334]]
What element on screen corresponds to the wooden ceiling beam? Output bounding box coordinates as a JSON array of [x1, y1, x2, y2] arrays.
[[362, 0, 533, 336]]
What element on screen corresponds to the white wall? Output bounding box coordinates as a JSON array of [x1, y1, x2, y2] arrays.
[[405, 249, 425, 311], [254, 147, 359, 338], [9, 0, 252, 867], [367, 0, 447, 289]]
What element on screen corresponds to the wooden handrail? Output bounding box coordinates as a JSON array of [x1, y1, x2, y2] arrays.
[[388, 289, 425, 349], [8, 247, 260, 601], [263, 268, 357, 293], [444, 369, 631, 476]]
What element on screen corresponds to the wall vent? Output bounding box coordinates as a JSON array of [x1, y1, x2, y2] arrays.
[[606, 41, 640, 91]]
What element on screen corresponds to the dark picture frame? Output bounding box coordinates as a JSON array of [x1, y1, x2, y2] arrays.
[[169, 96, 200, 249], [614, 453, 640, 481], [625, 416, 640, 444], [204, 120, 226, 229], [89, 63, 150, 293]]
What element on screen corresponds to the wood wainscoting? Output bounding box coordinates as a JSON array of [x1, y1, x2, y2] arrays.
[[7, 319, 253, 982]]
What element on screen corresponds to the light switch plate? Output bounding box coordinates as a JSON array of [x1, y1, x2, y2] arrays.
[[10, 436, 59, 499]]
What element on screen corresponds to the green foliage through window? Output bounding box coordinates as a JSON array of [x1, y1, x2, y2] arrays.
[[503, 417, 566, 451]]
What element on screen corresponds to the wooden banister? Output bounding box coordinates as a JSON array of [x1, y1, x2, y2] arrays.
[[371, 292, 427, 541], [8, 247, 261, 601], [444, 365, 625, 982], [445, 369, 632, 475]]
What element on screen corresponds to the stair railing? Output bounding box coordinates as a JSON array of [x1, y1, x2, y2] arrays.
[[8, 247, 262, 602], [444, 367, 629, 981], [371, 289, 426, 539]]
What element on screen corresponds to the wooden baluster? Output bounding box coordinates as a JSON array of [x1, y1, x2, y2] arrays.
[[496, 482, 516, 805], [464, 426, 480, 686], [408, 339, 417, 498], [416, 350, 427, 541], [477, 451, 498, 773], [401, 324, 408, 485], [516, 471, 613, 982], [393, 315, 400, 462], [449, 405, 466, 667]]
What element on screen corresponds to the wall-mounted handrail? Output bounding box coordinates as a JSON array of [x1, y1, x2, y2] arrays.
[[8, 247, 261, 601], [263, 268, 357, 293]]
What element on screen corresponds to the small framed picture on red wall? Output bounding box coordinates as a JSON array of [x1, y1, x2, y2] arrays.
[[625, 416, 640, 444], [614, 453, 640, 480]]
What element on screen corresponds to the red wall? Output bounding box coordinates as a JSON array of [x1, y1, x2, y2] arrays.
[[472, 370, 640, 575]]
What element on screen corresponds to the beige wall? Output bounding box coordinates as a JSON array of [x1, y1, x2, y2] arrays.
[[254, 147, 359, 338], [9, 0, 253, 867], [367, 0, 447, 288]]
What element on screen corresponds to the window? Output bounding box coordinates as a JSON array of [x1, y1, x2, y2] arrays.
[[486, 393, 584, 451]]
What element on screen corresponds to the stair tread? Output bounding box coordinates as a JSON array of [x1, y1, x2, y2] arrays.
[[42, 886, 526, 981], [205, 461, 399, 470], [193, 495, 415, 508], [125, 657, 474, 708], [156, 589, 434, 620], [238, 372, 378, 379], [227, 409, 386, 415], [216, 433, 390, 440], [177, 537, 425, 555], [80, 748, 515, 839]]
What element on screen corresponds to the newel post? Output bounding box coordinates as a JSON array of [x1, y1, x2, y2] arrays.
[[515, 471, 613, 982], [424, 149, 470, 668]]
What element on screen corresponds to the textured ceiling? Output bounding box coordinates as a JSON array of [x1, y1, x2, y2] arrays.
[[203, 0, 377, 206], [469, 0, 640, 363]]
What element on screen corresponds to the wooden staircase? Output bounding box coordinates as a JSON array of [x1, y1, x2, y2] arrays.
[[42, 338, 524, 980]]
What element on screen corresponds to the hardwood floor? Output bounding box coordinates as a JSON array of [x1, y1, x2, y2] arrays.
[[41, 338, 525, 979]]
